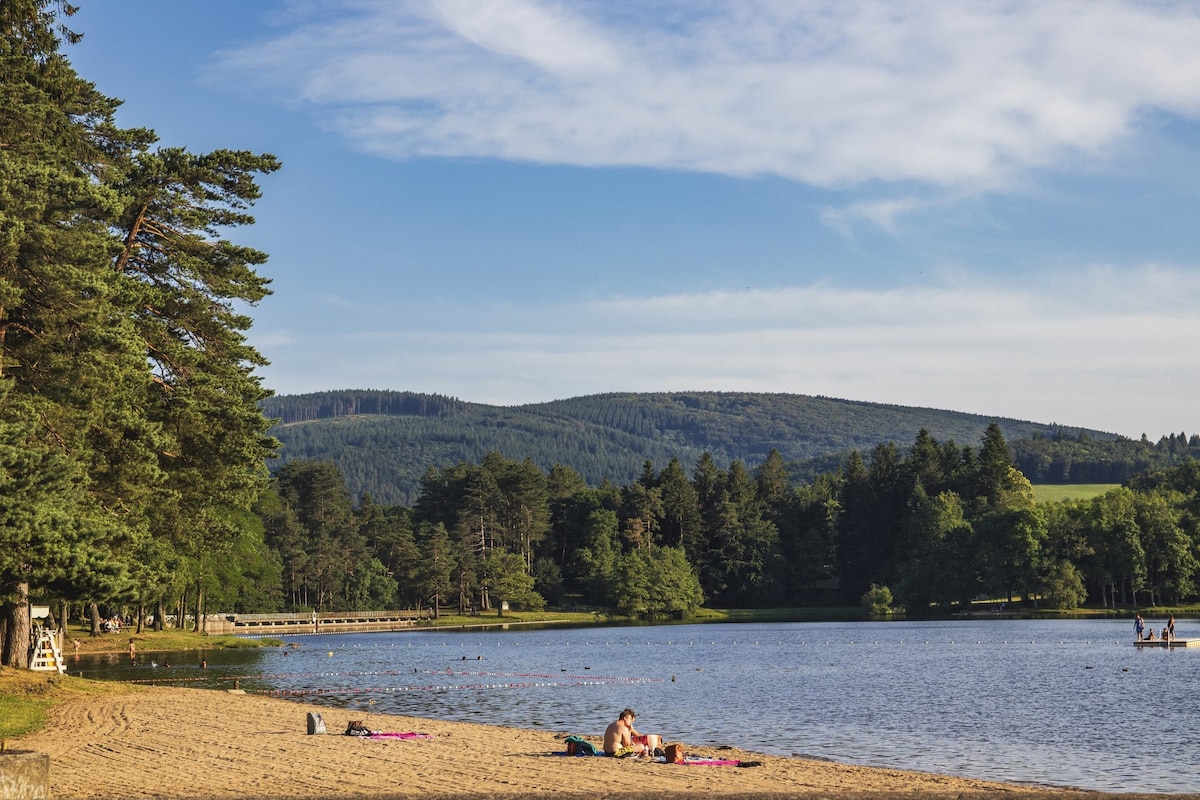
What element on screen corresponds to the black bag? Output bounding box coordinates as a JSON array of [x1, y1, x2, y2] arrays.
[[345, 720, 371, 736]]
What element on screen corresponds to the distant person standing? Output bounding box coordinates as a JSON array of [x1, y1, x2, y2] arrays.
[[1168, 615, 1176, 641], [128, 638, 137, 664], [1134, 614, 1145, 642]]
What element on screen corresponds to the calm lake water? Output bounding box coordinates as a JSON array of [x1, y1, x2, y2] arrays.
[[76, 618, 1199, 793]]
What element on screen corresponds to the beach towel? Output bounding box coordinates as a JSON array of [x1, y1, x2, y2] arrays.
[[366, 732, 434, 740]]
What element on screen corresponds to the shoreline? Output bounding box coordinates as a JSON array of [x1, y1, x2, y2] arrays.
[[8, 683, 1105, 799]]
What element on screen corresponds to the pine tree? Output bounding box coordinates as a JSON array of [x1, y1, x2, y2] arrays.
[[0, 0, 150, 664]]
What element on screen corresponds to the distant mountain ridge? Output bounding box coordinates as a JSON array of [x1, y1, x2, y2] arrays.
[[261, 390, 1116, 506]]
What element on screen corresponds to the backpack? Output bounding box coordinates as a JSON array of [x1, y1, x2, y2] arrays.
[[664, 743, 686, 763], [345, 720, 371, 736], [564, 735, 601, 756], [306, 711, 326, 735]]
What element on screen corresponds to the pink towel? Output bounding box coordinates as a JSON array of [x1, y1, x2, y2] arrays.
[[367, 732, 434, 739]]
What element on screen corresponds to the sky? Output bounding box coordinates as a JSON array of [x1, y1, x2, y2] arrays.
[[65, 0, 1200, 439]]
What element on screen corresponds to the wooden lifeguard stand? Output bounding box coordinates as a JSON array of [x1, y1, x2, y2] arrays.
[[28, 605, 65, 674]]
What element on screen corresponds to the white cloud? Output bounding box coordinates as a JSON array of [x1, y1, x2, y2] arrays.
[[218, 0, 1200, 189], [256, 264, 1200, 438]]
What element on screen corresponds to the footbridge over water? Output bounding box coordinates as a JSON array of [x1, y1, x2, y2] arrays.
[[205, 610, 432, 636]]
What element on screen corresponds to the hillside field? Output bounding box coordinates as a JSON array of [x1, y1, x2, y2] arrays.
[[1032, 484, 1120, 503]]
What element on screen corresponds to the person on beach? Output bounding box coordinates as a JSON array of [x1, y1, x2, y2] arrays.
[[1135, 614, 1145, 641], [603, 708, 660, 757]]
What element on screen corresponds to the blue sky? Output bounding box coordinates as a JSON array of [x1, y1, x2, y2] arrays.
[[68, 0, 1200, 439]]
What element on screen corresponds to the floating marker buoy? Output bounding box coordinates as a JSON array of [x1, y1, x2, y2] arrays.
[[327, 652, 333, 657]]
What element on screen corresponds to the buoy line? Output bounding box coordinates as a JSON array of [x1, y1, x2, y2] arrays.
[[250, 677, 661, 697], [117, 668, 652, 685]]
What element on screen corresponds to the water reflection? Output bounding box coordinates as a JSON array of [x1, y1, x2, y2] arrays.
[[75, 618, 1199, 793]]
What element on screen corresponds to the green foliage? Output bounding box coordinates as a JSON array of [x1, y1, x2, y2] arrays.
[[481, 550, 543, 614], [613, 545, 703, 618], [0, 4, 279, 662], [413, 522, 455, 617], [1042, 560, 1087, 610], [240, 431, 1200, 620], [861, 584, 894, 615]]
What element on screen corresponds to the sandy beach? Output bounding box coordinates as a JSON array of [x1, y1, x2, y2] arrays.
[[5, 684, 1114, 800]]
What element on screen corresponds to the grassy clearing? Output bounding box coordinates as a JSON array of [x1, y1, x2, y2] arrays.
[[64, 629, 282, 656], [1033, 483, 1120, 503], [0, 668, 135, 740]]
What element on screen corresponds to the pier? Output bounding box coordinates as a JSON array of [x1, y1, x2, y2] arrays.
[[1134, 638, 1197, 648]]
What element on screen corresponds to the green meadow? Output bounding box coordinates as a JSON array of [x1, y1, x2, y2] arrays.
[[1032, 484, 1120, 503]]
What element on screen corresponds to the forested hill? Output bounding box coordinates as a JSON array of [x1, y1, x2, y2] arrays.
[[261, 390, 1115, 506]]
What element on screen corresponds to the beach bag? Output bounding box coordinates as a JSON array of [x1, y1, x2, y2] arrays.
[[345, 720, 371, 736], [564, 735, 600, 756], [306, 711, 326, 735], [664, 743, 686, 763]]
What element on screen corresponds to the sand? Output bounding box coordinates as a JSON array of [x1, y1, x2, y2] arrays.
[[9, 685, 1098, 800]]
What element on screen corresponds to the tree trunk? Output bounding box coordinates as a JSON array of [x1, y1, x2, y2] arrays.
[[57, 601, 69, 651], [89, 602, 102, 636], [193, 579, 204, 633], [135, 603, 145, 634], [0, 582, 32, 668], [154, 598, 165, 631]]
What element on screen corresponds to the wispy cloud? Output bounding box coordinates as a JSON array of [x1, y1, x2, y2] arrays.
[[255, 264, 1200, 437], [219, 0, 1200, 190]]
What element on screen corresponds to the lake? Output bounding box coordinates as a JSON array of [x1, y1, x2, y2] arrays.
[[75, 618, 1199, 793]]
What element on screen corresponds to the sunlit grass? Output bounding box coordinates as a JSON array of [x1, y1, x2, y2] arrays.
[[1033, 484, 1120, 503], [64, 629, 282, 655]]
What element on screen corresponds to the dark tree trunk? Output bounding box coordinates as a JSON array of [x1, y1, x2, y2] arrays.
[[155, 598, 165, 631], [89, 602, 102, 636]]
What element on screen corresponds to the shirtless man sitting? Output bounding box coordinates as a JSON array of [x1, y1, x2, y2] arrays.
[[603, 708, 660, 757]]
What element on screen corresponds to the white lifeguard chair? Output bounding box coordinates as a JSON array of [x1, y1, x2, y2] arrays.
[[28, 605, 65, 674]]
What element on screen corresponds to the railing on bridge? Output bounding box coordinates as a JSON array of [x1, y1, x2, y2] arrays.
[[206, 610, 431, 635]]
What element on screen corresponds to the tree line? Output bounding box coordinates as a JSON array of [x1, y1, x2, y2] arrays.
[[218, 423, 1200, 623]]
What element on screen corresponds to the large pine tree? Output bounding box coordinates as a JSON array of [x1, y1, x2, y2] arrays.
[[0, 1, 279, 665]]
